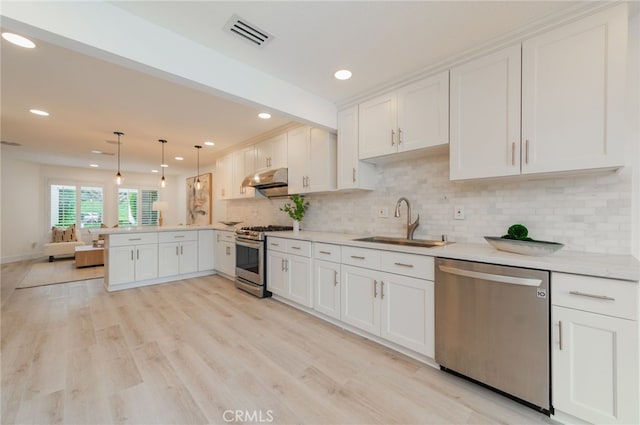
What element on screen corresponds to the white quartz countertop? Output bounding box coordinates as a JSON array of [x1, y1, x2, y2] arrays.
[[265, 231, 640, 282], [90, 225, 219, 235]]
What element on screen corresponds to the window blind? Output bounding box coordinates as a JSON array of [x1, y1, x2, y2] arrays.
[[50, 185, 76, 227], [80, 186, 103, 228], [118, 188, 138, 226], [141, 190, 159, 226]]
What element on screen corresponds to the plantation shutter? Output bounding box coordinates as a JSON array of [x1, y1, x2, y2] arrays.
[[140, 190, 158, 226], [51, 185, 76, 227], [118, 188, 138, 226], [80, 186, 103, 228]]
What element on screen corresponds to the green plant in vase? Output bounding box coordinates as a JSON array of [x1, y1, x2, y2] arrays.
[[280, 194, 309, 231]]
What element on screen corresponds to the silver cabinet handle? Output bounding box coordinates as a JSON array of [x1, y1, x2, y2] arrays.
[[217, 234, 220, 242], [174, 235, 185, 238], [136, 249, 139, 260], [291, 246, 301, 250], [373, 280, 378, 298], [352, 167, 356, 183], [391, 129, 395, 146], [511, 142, 515, 166], [350, 255, 365, 260], [281, 259, 285, 271], [438, 265, 542, 287], [131, 250, 134, 261], [128, 238, 142, 241], [398, 128, 402, 145], [394, 262, 414, 268], [525, 139, 529, 164], [271, 243, 280, 247], [176, 246, 179, 256], [558, 320, 563, 351], [181, 246, 183, 255], [319, 250, 331, 255], [381, 281, 385, 299], [285, 259, 289, 272], [334, 270, 338, 287], [569, 290, 615, 301]]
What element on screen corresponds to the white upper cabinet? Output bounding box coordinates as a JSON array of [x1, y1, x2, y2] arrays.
[[255, 133, 287, 170], [215, 154, 233, 200], [451, 5, 626, 181], [521, 5, 626, 174], [337, 106, 377, 190], [359, 71, 449, 161], [450, 45, 522, 180], [231, 146, 256, 199], [288, 126, 336, 194]]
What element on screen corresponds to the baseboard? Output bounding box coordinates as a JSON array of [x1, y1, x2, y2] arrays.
[[1, 253, 42, 265]]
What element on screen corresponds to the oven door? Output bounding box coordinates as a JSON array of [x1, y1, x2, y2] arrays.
[[235, 237, 263, 286]]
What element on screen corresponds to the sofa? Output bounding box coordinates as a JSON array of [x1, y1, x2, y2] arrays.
[[43, 224, 85, 262]]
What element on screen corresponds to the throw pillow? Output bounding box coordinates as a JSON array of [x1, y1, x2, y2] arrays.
[[51, 226, 65, 243]]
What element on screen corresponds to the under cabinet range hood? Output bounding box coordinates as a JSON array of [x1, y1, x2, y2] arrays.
[[242, 168, 289, 197]]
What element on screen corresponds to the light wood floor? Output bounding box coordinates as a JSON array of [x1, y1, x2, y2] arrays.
[[1, 260, 554, 425]]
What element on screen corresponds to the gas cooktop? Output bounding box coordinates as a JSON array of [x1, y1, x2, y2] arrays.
[[235, 225, 294, 241]]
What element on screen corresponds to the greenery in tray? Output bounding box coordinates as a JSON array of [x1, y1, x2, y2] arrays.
[[501, 224, 534, 242], [280, 194, 310, 221]]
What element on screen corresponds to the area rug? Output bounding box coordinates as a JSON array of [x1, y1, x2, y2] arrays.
[[17, 259, 104, 289]]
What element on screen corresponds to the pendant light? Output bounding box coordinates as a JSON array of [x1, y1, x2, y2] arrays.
[[158, 139, 167, 188], [194, 145, 202, 190], [114, 131, 124, 185]]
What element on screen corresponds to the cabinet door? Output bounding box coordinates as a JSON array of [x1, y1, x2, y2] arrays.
[[158, 242, 180, 277], [287, 126, 309, 194], [215, 155, 233, 200], [450, 44, 521, 180], [198, 230, 215, 271], [135, 243, 158, 281], [267, 251, 287, 297], [358, 93, 397, 160], [108, 245, 135, 285], [257, 133, 288, 170], [338, 107, 377, 191], [380, 273, 434, 356], [214, 236, 235, 277], [287, 255, 312, 307], [397, 71, 449, 152], [522, 6, 625, 174], [341, 265, 380, 335], [179, 240, 198, 274], [314, 259, 341, 320], [552, 306, 638, 425], [232, 147, 256, 198], [307, 128, 336, 193]]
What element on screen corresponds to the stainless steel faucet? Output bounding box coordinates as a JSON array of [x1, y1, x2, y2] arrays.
[[394, 197, 420, 240]]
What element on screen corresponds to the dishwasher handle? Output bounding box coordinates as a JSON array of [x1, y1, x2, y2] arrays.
[[438, 265, 542, 287]]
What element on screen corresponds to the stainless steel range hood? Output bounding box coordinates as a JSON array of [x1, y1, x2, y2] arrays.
[[241, 168, 289, 198]]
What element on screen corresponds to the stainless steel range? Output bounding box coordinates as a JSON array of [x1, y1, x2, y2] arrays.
[[235, 225, 292, 298]]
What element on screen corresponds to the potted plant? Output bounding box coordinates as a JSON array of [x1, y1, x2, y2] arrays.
[[280, 194, 310, 232]]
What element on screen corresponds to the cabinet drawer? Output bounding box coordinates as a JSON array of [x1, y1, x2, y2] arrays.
[[341, 246, 380, 269], [286, 239, 311, 257], [217, 231, 235, 243], [267, 237, 287, 253], [109, 232, 158, 247], [379, 251, 434, 280], [158, 231, 198, 243], [313, 243, 341, 263], [552, 272, 638, 320]]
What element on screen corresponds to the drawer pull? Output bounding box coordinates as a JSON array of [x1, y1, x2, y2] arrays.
[[174, 235, 185, 238], [291, 246, 301, 250], [128, 238, 142, 241], [271, 243, 280, 246], [351, 255, 365, 260], [394, 262, 414, 268], [319, 250, 332, 255], [569, 290, 615, 301]]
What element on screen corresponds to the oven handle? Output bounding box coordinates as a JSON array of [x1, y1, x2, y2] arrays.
[[438, 265, 542, 287], [235, 237, 262, 249]]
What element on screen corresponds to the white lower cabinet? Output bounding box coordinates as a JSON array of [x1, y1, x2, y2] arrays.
[[314, 259, 341, 320], [551, 272, 639, 425], [214, 230, 236, 277], [106, 232, 159, 287], [341, 264, 433, 356], [198, 229, 215, 271], [158, 231, 198, 277], [267, 237, 312, 307]]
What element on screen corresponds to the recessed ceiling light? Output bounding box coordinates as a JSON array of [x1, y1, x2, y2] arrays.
[[91, 150, 102, 154], [151, 169, 159, 173], [204, 141, 215, 146], [258, 112, 271, 119], [29, 109, 49, 116], [334, 69, 352, 80], [89, 164, 99, 168], [161, 164, 169, 168], [2, 32, 36, 48], [175, 156, 184, 161]]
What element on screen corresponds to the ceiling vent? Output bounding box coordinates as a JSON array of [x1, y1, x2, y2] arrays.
[[224, 14, 273, 48]]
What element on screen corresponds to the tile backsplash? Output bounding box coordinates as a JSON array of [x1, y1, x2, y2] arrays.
[[225, 153, 631, 255]]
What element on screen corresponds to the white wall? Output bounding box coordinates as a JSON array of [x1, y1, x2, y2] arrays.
[[0, 157, 182, 263]]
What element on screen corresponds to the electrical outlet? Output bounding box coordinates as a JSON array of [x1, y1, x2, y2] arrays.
[[377, 207, 389, 218], [454, 206, 465, 220]]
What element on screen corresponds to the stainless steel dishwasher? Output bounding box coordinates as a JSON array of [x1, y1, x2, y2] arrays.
[[435, 258, 551, 413]]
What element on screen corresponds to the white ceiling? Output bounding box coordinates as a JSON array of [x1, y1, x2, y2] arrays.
[[1, 1, 588, 175]]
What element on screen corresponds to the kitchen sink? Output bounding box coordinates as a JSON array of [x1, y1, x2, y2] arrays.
[[353, 236, 451, 248]]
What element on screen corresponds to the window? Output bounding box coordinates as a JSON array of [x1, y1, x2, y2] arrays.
[[118, 188, 158, 226], [50, 184, 104, 228]]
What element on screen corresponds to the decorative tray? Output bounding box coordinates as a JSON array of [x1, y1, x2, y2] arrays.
[[219, 221, 242, 227], [484, 236, 564, 256]]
